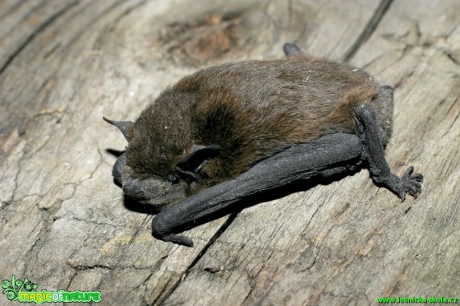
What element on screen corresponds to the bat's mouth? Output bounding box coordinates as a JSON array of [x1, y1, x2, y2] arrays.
[[110, 151, 189, 209], [138, 188, 187, 207]]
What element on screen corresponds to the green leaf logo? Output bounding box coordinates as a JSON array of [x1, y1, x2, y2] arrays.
[[2, 275, 38, 301]]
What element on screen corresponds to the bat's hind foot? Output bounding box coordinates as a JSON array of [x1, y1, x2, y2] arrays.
[[385, 166, 423, 201], [354, 103, 423, 201]]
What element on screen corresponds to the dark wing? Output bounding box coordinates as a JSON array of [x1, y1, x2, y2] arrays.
[[151, 133, 363, 246]]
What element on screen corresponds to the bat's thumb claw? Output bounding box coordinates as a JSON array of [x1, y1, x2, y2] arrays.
[[162, 234, 194, 247], [152, 217, 194, 247]]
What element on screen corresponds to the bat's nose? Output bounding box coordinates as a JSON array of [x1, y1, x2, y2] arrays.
[[123, 181, 147, 199], [112, 153, 127, 186]]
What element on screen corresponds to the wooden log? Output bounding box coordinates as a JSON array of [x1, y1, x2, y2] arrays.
[[0, 0, 458, 305]]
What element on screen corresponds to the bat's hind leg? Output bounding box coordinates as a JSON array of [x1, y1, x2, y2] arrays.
[[354, 103, 423, 200]]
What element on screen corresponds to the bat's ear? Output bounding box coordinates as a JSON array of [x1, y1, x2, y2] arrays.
[[103, 117, 134, 142], [283, 43, 302, 57], [176, 145, 220, 175]]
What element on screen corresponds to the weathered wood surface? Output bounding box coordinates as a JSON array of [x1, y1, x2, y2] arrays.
[[0, 0, 458, 305]]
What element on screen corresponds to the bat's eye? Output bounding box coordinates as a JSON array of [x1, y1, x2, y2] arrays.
[[167, 174, 180, 184]]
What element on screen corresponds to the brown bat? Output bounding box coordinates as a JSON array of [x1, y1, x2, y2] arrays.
[[104, 43, 423, 247]]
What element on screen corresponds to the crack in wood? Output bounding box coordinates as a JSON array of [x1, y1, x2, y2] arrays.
[[155, 211, 240, 304], [343, 0, 393, 62]]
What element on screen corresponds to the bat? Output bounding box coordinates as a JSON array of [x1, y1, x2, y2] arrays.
[[104, 43, 423, 247]]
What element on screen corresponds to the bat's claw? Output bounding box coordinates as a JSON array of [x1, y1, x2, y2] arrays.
[[161, 234, 194, 247], [152, 216, 194, 247], [395, 166, 423, 201]]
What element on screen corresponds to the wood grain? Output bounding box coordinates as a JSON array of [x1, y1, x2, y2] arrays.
[[0, 0, 458, 305]]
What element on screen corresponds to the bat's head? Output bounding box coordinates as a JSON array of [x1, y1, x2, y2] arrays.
[[104, 116, 219, 210], [103, 117, 191, 210]]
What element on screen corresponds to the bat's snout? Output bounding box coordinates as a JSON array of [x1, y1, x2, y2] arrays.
[[122, 180, 149, 200]]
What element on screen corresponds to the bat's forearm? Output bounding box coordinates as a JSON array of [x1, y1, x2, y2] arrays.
[[152, 133, 362, 246]]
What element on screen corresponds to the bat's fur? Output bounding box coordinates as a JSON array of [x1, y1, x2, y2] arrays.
[[127, 54, 391, 188]]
